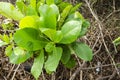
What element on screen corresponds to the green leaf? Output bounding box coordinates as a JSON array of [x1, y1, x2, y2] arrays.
[[0, 2, 24, 20], [61, 46, 71, 64], [14, 28, 47, 51], [72, 42, 93, 61], [26, 5, 38, 16], [60, 20, 82, 44], [58, 2, 71, 13], [30, 0, 36, 9], [45, 47, 62, 73], [50, 4, 59, 18], [0, 40, 7, 47], [45, 42, 55, 52], [31, 50, 44, 80], [54, 0, 62, 4], [53, 31, 63, 43], [38, 4, 56, 29], [46, 0, 54, 5], [40, 28, 56, 40], [3, 34, 10, 43], [10, 47, 33, 64], [66, 11, 84, 22], [5, 44, 13, 56], [70, 3, 82, 14], [16, 1, 27, 14], [113, 37, 120, 45], [40, 28, 63, 42], [64, 57, 76, 69], [19, 16, 40, 29], [74, 11, 84, 21], [79, 20, 90, 37], [58, 5, 73, 28]]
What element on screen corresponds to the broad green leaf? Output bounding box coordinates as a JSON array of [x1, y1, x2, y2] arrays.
[[54, 0, 62, 4], [14, 47, 25, 56], [60, 20, 82, 44], [70, 3, 82, 14], [45, 47, 62, 73], [74, 11, 84, 21], [58, 5, 73, 28], [14, 28, 47, 51], [16, 1, 27, 14], [46, 0, 54, 5], [61, 46, 71, 64], [66, 12, 84, 22], [31, 50, 44, 80], [45, 42, 55, 52], [58, 2, 71, 13], [5, 44, 13, 56], [50, 4, 59, 18], [72, 42, 93, 61], [19, 16, 40, 29], [0, 2, 24, 20], [26, 5, 38, 16], [40, 28, 56, 40], [40, 28, 63, 42], [0, 40, 7, 47], [30, 0, 36, 9], [113, 37, 120, 45], [38, 0, 45, 3], [79, 20, 90, 37], [38, 4, 56, 29], [53, 31, 63, 43], [10, 47, 33, 64], [64, 57, 76, 69]]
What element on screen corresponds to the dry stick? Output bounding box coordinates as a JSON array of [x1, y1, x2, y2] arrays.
[[74, 55, 82, 80], [84, 0, 120, 77], [108, 69, 117, 80], [102, 9, 120, 22], [81, 63, 120, 70], [96, 75, 112, 80], [7, 64, 15, 78], [92, 33, 101, 50], [51, 72, 55, 80], [69, 61, 86, 80], [107, 31, 118, 53], [42, 71, 46, 80], [80, 70, 83, 80], [113, 0, 116, 12], [3, 76, 7, 80], [11, 64, 20, 80]]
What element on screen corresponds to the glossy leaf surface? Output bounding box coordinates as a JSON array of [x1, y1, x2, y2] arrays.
[[60, 20, 82, 44], [0, 2, 24, 20], [31, 50, 44, 80], [14, 28, 47, 51], [72, 42, 93, 61], [45, 47, 62, 73]]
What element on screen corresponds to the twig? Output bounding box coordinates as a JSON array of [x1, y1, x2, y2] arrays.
[[7, 64, 15, 78], [81, 63, 120, 70], [11, 64, 20, 80], [80, 70, 83, 80], [108, 69, 116, 80], [96, 75, 111, 80], [69, 61, 86, 80], [42, 71, 46, 80], [84, 0, 120, 77], [51, 72, 55, 80]]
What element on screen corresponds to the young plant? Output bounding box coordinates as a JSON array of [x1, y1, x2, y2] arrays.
[[0, 0, 93, 79], [113, 37, 120, 46]]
